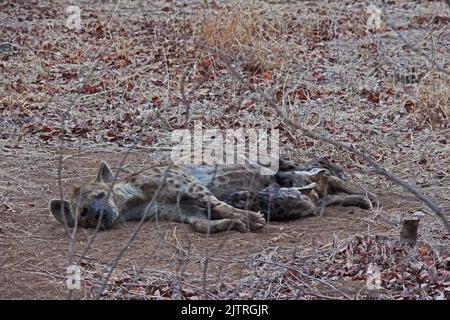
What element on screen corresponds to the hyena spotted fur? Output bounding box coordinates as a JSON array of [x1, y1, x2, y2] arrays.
[[49, 158, 378, 233]]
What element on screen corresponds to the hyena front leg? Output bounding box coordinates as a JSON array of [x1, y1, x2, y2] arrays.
[[196, 193, 266, 231], [188, 217, 247, 233], [155, 202, 247, 233], [153, 171, 265, 231]]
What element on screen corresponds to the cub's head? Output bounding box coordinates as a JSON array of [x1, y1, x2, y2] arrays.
[[49, 161, 119, 230], [258, 183, 317, 220], [276, 168, 329, 196]]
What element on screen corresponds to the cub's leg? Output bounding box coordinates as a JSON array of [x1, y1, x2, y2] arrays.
[[327, 176, 378, 204], [321, 195, 371, 209]]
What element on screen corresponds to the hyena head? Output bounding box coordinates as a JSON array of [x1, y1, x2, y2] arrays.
[[49, 161, 119, 229], [258, 183, 317, 220]]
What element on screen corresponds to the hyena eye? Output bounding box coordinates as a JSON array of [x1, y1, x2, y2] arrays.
[[96, 191, 106, 200], [80, 207, 89, 217]]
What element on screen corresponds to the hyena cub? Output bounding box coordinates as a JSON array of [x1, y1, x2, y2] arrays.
[[49, 158, 378, 233], [222, 158, 378, 221]]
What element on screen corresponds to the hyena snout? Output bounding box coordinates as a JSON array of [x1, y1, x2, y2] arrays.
[[78, 193, 119, 229]]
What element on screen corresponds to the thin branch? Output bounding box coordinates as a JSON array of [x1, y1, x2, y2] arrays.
[[94, 164, 174, 299], [55, 111, 75, 300]]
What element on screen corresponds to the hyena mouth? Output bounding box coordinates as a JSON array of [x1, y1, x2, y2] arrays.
[[80, 207, 118, 229]]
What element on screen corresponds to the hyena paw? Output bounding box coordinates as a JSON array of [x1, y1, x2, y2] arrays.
[[230, 218, 248, 233], [239, 210, 266, 231], [357, 196, 372, 210], [369, 194, 379, 206]]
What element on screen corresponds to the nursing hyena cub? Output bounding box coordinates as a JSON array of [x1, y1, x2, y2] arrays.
[[49, 158, 378, 233]]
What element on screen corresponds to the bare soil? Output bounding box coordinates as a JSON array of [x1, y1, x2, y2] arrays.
[[0, 148, 447, 299]]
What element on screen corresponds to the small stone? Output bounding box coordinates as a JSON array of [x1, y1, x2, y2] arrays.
[[0, 43, 12, 53]]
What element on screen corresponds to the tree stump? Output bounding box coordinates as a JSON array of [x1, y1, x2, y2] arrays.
[[400, 218, 420, 245]]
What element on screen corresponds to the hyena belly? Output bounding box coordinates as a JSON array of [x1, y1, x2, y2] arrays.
[[126, 168, 202, 203], [182, 164, 271, 199]]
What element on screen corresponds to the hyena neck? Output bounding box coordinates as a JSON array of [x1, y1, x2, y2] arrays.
[[112, 182, 154, 220], [112, 182, 143, 208]]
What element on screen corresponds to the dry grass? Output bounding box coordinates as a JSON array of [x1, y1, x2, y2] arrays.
[[200, 2, 262, 50], [417, 76, 449, 122], [399, 72, 449, 130], [198, 0, 277, 73]]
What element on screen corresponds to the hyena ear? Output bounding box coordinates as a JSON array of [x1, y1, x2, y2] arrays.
[[297, 182, 317, 191], [95, 161, 114, 184], [307, 168, 329, 177], [49, 199, 75, 227]]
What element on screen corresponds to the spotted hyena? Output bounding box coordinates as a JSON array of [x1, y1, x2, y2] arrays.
[[49, 158, 378, 233]]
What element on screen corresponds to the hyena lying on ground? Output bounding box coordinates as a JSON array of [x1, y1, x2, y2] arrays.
[[49, 158, 378, 233]]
